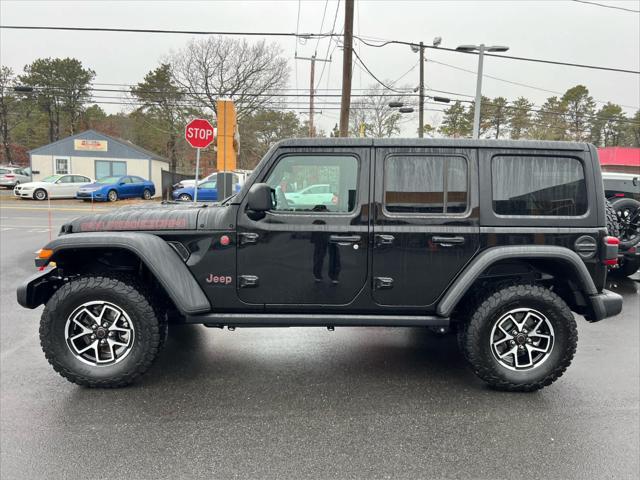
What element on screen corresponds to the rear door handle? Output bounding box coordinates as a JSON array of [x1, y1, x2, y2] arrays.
[[329, 234, 361, 244], [375, 234, 395, 246], [432, 236, 465, 246]]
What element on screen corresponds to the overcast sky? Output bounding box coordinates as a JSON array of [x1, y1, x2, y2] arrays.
[[1, 0, 639, 135]]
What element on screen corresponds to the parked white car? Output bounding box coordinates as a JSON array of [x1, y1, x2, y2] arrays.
[[14, 174, 94, 200], [0, 166, 31, 188], [175, 171, 248, 189], [284, 184, 335, 207]]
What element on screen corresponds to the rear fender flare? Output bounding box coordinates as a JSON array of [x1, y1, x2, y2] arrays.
[[436, 245, 598, 317]]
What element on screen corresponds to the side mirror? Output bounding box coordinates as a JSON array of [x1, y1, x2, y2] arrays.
[[247, 183, 273, 212]]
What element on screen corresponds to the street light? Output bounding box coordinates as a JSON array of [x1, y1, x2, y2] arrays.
[[388, 102, 415, 114], [13, 86, 34, 93], [456, 44, 509, 139]]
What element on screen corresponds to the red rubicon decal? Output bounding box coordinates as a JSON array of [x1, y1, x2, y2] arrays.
[[80, 219, 188, 231]]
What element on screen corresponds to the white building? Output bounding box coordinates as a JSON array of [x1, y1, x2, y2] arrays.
[[29, 130, 169, 196]]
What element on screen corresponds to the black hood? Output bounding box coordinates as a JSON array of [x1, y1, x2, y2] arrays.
[[64, 202, 236, 234]]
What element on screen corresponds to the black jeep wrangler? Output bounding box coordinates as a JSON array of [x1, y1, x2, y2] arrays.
[[17, 139, 623, 391], [602, 171, 640, 277]]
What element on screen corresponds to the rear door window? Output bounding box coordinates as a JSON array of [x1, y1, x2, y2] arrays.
[[492, 155, 587, 216], [383, 155, 468, 215]]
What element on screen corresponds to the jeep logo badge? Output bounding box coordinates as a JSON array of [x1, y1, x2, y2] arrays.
[[206, 274, 233, 285]]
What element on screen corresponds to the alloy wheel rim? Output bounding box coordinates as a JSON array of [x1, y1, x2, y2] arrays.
[[109, 191, 117, 201], [616, 207, 639, 243], [65, 301, 135, 366], [36, 190, 46, 200], [490, 308, 554, 371]]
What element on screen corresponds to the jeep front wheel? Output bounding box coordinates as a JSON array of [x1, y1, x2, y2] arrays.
[[459, 284, 577, 392], [39, 275, 162, 387]]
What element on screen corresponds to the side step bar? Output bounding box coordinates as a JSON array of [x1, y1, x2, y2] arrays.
[[185, 313, 449, 328]]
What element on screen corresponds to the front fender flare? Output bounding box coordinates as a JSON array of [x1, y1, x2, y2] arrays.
[[436, 245, 598, 317], [39, 232, 211, 315]]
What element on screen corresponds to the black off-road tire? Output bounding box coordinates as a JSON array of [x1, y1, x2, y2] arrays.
[[611, 197, 640, 248], [40, 275, 162, 388], [605, 199, 620, 238], [458, 284, 577, 392]]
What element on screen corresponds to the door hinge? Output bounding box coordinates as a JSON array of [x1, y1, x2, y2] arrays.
[[239, 275, 259, 288], [374, 277, 394, 290], [238, 232, 259, 245]]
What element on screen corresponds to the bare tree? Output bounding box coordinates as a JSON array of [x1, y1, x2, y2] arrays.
[[350, 83, 404, 137], [169, 36, 289, 120], [0, 66, 16, 163]]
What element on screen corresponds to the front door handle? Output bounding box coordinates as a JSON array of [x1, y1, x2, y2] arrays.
[[239, 232, 259, 245], [239, 275, 259, 288], [329, 234, 361, 244], [432, 236, 465, 247]]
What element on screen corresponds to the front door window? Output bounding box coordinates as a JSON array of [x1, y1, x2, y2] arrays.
[[265, 155, 358, 213]]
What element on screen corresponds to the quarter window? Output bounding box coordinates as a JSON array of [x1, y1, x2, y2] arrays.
[[492, 155, 587, 216], [265, 155, 359, 213], [384, 155, 468, 214]]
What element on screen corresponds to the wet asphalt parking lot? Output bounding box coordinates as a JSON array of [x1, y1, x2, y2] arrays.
[[1, 192, 638, 479]]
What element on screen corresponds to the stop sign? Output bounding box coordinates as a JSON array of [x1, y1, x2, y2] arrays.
[[185, 118, 215, 149]]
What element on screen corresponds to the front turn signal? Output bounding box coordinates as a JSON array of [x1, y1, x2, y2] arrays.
[[35, 248, 54, 268]]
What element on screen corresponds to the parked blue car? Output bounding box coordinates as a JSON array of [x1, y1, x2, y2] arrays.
[[76, 175, 155, 202], [172, 180, 241, 202]]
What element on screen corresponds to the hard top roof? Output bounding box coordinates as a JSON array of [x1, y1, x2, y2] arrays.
[[274, 137, 590, 151]]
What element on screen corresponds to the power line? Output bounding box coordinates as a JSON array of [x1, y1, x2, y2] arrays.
[[315, 0, 330, 53], [2, 24, 638, 74], [355, 36, 640, 75], [315, 0, 341, 90], [571, 0, 640, 13], [427, 59, 640, 110], [351, 49, 410, 94]]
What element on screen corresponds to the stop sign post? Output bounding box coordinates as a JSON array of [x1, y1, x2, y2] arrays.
[[185, 119, 216, 202]]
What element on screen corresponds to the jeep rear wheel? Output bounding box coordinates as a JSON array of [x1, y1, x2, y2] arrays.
[[459, 284, 577, 392], [40, 275, 162, 387]]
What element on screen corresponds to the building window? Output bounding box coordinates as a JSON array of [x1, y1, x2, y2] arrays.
[[95, 160, 127, 180], [384, 155, 468, 215], [492, 155, 587, 216], [54, 157, 70, 174]]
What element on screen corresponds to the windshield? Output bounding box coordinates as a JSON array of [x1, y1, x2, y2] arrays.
[[41, 175, 62, 183], [97, 176, 121, 184]]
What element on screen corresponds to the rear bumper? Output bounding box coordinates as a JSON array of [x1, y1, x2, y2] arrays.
[[586, 289, 623, 322]]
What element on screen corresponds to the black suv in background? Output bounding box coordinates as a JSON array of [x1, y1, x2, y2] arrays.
[[18, 139, 623, 391], [603, 171, 640, 277]]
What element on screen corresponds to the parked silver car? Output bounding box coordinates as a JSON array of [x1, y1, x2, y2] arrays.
[[0, 166, 31, 188]]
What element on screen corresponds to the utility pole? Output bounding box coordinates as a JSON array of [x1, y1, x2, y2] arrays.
[[339, 0, 354, 137], [295, 54, 330, 137], [418, 41, 425, 138]]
